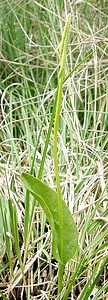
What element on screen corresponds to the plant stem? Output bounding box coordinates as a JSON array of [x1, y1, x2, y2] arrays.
[[53, 14, 71, 297], [58, 262, 65, 298], [54, 73, 64, 261]]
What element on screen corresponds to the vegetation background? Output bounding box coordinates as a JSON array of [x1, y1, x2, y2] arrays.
[[0, 0, 108, 299]]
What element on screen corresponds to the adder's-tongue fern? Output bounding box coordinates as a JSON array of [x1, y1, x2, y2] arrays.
[[53, 14, 71, 297]]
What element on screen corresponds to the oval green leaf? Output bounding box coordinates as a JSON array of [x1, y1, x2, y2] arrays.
[[21, 173, 78, 265]]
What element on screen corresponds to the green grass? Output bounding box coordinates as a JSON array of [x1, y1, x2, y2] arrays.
[[0, 0, 108, 299]]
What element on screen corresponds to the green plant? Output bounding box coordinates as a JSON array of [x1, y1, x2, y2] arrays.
[[21, 15, 78, 299], [1, 1, 108, 299]]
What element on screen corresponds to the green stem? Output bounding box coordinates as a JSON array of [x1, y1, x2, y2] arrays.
[[58, 262, 65, 298], [54, 75, 64, 261], [53, 14, 71, 297]]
